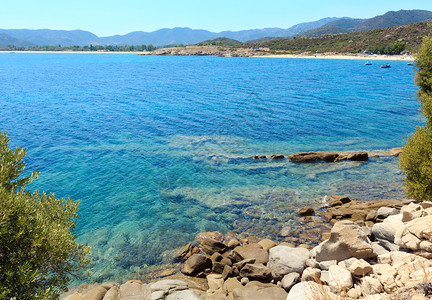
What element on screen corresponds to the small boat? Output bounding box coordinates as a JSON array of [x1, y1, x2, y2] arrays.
[[365, 61, 372, 65], [381, 64, 391, 68], [407, 62, 413, 65]]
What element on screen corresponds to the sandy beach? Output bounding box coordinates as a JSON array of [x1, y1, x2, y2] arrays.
[[257, 53, 415, 61]]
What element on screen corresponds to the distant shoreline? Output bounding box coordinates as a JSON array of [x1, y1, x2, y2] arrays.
[[0, 51, 137, 54], [0, 50, 415, 62]]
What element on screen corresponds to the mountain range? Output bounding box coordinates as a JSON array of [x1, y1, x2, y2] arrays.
[[298, 9, 432, 37], [0, 10, 431, 47]]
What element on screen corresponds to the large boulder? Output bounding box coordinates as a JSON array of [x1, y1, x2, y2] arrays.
[[401, 202, 428, 222], [286, 282, 337, 300], [200, 238, 226, 254], [372, 214, 403, 242], [182, 254, 212, 276], [234, 244, 269, 264], [232, 282, 287, 300], [395, 215, 432, 251], [175, 243, 200, 261], [376, 207, 398, 219], [313, 220, 374, 262], [328, 265, 353, 291], [239, 263, 271, 281], [195, 231, 224, 243], [165, 290, 206, 300], [268, 245, 310, 279], [118, 280, 151, 300]]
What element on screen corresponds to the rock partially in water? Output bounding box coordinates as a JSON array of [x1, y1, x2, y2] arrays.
[[195, 231, 224, 243], [175, 243, 200, 262], [288, 151, 368, 163], [297, 206, 315, 216], [182, 254, 212, 276]]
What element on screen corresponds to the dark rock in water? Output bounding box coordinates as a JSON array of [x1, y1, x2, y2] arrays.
[[287, 151, 368, 162], [182, 254, 212, 276], [327, 195, 351, 207], [269, 154, 285, 159], [175, 243, 200, 262], [345, 152, 368, 161], [201, 238, 227, 254], [240, 263, 272, 281], [298, 206, 315, 216], [253, 155, 267, 159]]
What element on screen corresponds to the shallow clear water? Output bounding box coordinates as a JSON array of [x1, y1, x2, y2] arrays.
[[0, 53, 421, 282]]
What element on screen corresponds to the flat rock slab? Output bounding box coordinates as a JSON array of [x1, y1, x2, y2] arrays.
[[234, 244, 269, 264], [288, 151, 368, 162]]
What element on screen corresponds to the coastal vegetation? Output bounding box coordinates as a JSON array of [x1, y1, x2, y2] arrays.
[[0, 44, 157, 52], [0, 132, 90, 299], [298, 9, 432, 37], [400, 27, 432, 201], [196, 37, 242, 47], [244, 21, 431, 54]]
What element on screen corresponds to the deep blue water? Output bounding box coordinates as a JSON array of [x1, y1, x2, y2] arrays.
[[0, 53, 421, 282]]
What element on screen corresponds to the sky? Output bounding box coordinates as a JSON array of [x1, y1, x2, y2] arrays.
[[2, 0, 432, 37]]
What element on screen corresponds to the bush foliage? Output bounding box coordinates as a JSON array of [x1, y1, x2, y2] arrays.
[[400, 28, 432, 201], [0, 131, 90, 299]]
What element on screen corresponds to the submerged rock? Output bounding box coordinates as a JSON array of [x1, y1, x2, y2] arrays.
[[298, 206, 315, 216]]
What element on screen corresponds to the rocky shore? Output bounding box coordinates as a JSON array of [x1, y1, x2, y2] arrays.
[[139, 46, 414, 61], [63, 195, 432, 300], [139, 46, 269, 57]]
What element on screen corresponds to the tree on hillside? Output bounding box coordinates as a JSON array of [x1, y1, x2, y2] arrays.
[[400, 26, 432, 201], [0, 131, 90, 299]]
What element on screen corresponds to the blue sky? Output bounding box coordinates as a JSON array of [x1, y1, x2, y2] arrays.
[[2, 0, 432, 36]]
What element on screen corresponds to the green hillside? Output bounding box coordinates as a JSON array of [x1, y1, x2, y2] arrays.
[[196, 37, 242, 46], [245, 21, 430, 54], [300, 9, 432, 37]]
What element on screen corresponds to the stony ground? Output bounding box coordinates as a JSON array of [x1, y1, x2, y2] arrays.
[[63, 195, 432, 300]]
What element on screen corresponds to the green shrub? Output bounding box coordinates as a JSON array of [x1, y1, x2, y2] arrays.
[[400, 30, 432, 201], [0, 131, 90, 299]]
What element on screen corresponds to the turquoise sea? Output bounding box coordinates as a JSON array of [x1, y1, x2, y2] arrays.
[[0, 53, 422, 282]]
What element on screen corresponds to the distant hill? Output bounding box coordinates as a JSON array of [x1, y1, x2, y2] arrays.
[[246, 37, 284, 43], [0, 10, 431, 47], [0, 33, 34, 47], [0, 29, 98, 46], [196, 37, 242, 46], [217, 17, 342, 41], [356, 9, 432, 31], [0, 17, 340, 47], [299, 10, 432, 37], [248, 21, 430, 53]]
